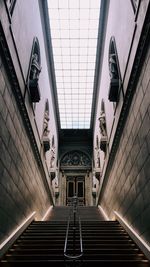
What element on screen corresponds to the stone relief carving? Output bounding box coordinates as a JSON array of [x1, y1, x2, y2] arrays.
[[61, 151, 91, 167]]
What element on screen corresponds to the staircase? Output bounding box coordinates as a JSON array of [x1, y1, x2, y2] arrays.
[[0, 207, 150, 266]]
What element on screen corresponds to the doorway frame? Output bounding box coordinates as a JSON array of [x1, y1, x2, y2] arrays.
[[66, 172, 86, 206]]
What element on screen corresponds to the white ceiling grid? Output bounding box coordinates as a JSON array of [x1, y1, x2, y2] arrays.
[[48, 0, 101, 129]]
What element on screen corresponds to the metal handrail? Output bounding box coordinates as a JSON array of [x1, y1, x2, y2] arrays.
[[64, 196, 83, 260]]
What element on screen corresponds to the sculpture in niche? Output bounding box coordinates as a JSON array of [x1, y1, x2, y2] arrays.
[[92, 170, 97, 197], [51, 167, 59, 198], [6, 0, 17, 14], [96, 150, 100, 169], [29, 53, 41, 87], [98, 111, 107, 137], [50, 135, 55, 168], [60, 151, 91, 167], [131, 0, 139, 12], [28, 37, 41, 102], [54, 167, 59, 186], [43, 110, 50, 136], [99, 99, 107, 153], [108, 36, 121, 102], [109, 53, 118, 80], [95, 135, 101, 169], [96, 135, 99, 148], [50, 147, 55, 168], [43, 99, 50, 152]]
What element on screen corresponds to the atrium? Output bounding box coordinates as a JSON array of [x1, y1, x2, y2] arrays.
[[0, 0, 150, 265]]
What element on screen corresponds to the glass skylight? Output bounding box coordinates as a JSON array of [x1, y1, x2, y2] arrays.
[[47, 0, 101, 129]]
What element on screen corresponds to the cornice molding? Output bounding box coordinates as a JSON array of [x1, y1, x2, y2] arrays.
[[91, 0, 110, 131], [40, 0, 61, 130]]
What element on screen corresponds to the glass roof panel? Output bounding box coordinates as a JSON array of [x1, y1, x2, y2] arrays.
[[47, 0, 101, 129]]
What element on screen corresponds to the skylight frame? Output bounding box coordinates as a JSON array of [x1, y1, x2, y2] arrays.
[[47, 0, 101, 129]]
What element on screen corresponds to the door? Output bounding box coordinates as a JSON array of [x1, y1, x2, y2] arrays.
[[66, 176, 85, 206]]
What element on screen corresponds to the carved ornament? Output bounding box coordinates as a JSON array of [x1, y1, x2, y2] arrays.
[[60, 151, 91, 167]]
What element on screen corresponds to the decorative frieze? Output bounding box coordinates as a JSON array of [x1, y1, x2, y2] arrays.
[[60, 150, 91, 168]]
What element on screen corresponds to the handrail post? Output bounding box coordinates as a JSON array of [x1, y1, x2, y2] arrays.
[[72, 195, 78, 256], [64, 195, 83, 261], [73, 194, 78, 229]]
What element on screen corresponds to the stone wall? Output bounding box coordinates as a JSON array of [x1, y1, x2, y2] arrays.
[[99, 42, 150, 245], [0, 52, 51, 243], [0, 0, 59, 244]]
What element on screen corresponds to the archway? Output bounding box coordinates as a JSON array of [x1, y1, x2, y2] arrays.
[[60, 150, 92, 206]]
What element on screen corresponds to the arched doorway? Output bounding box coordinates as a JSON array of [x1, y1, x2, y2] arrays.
[[60, 150, 91, 206]]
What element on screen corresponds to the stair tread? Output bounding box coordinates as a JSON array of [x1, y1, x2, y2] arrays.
[[2, 259, 149, 262], [1, 207, 150, 266], [6, 253, 145, 258], [14, 245, 135, 249]]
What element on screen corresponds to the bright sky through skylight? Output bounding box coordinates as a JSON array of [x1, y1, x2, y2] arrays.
[[47, 0, 101, 129]]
